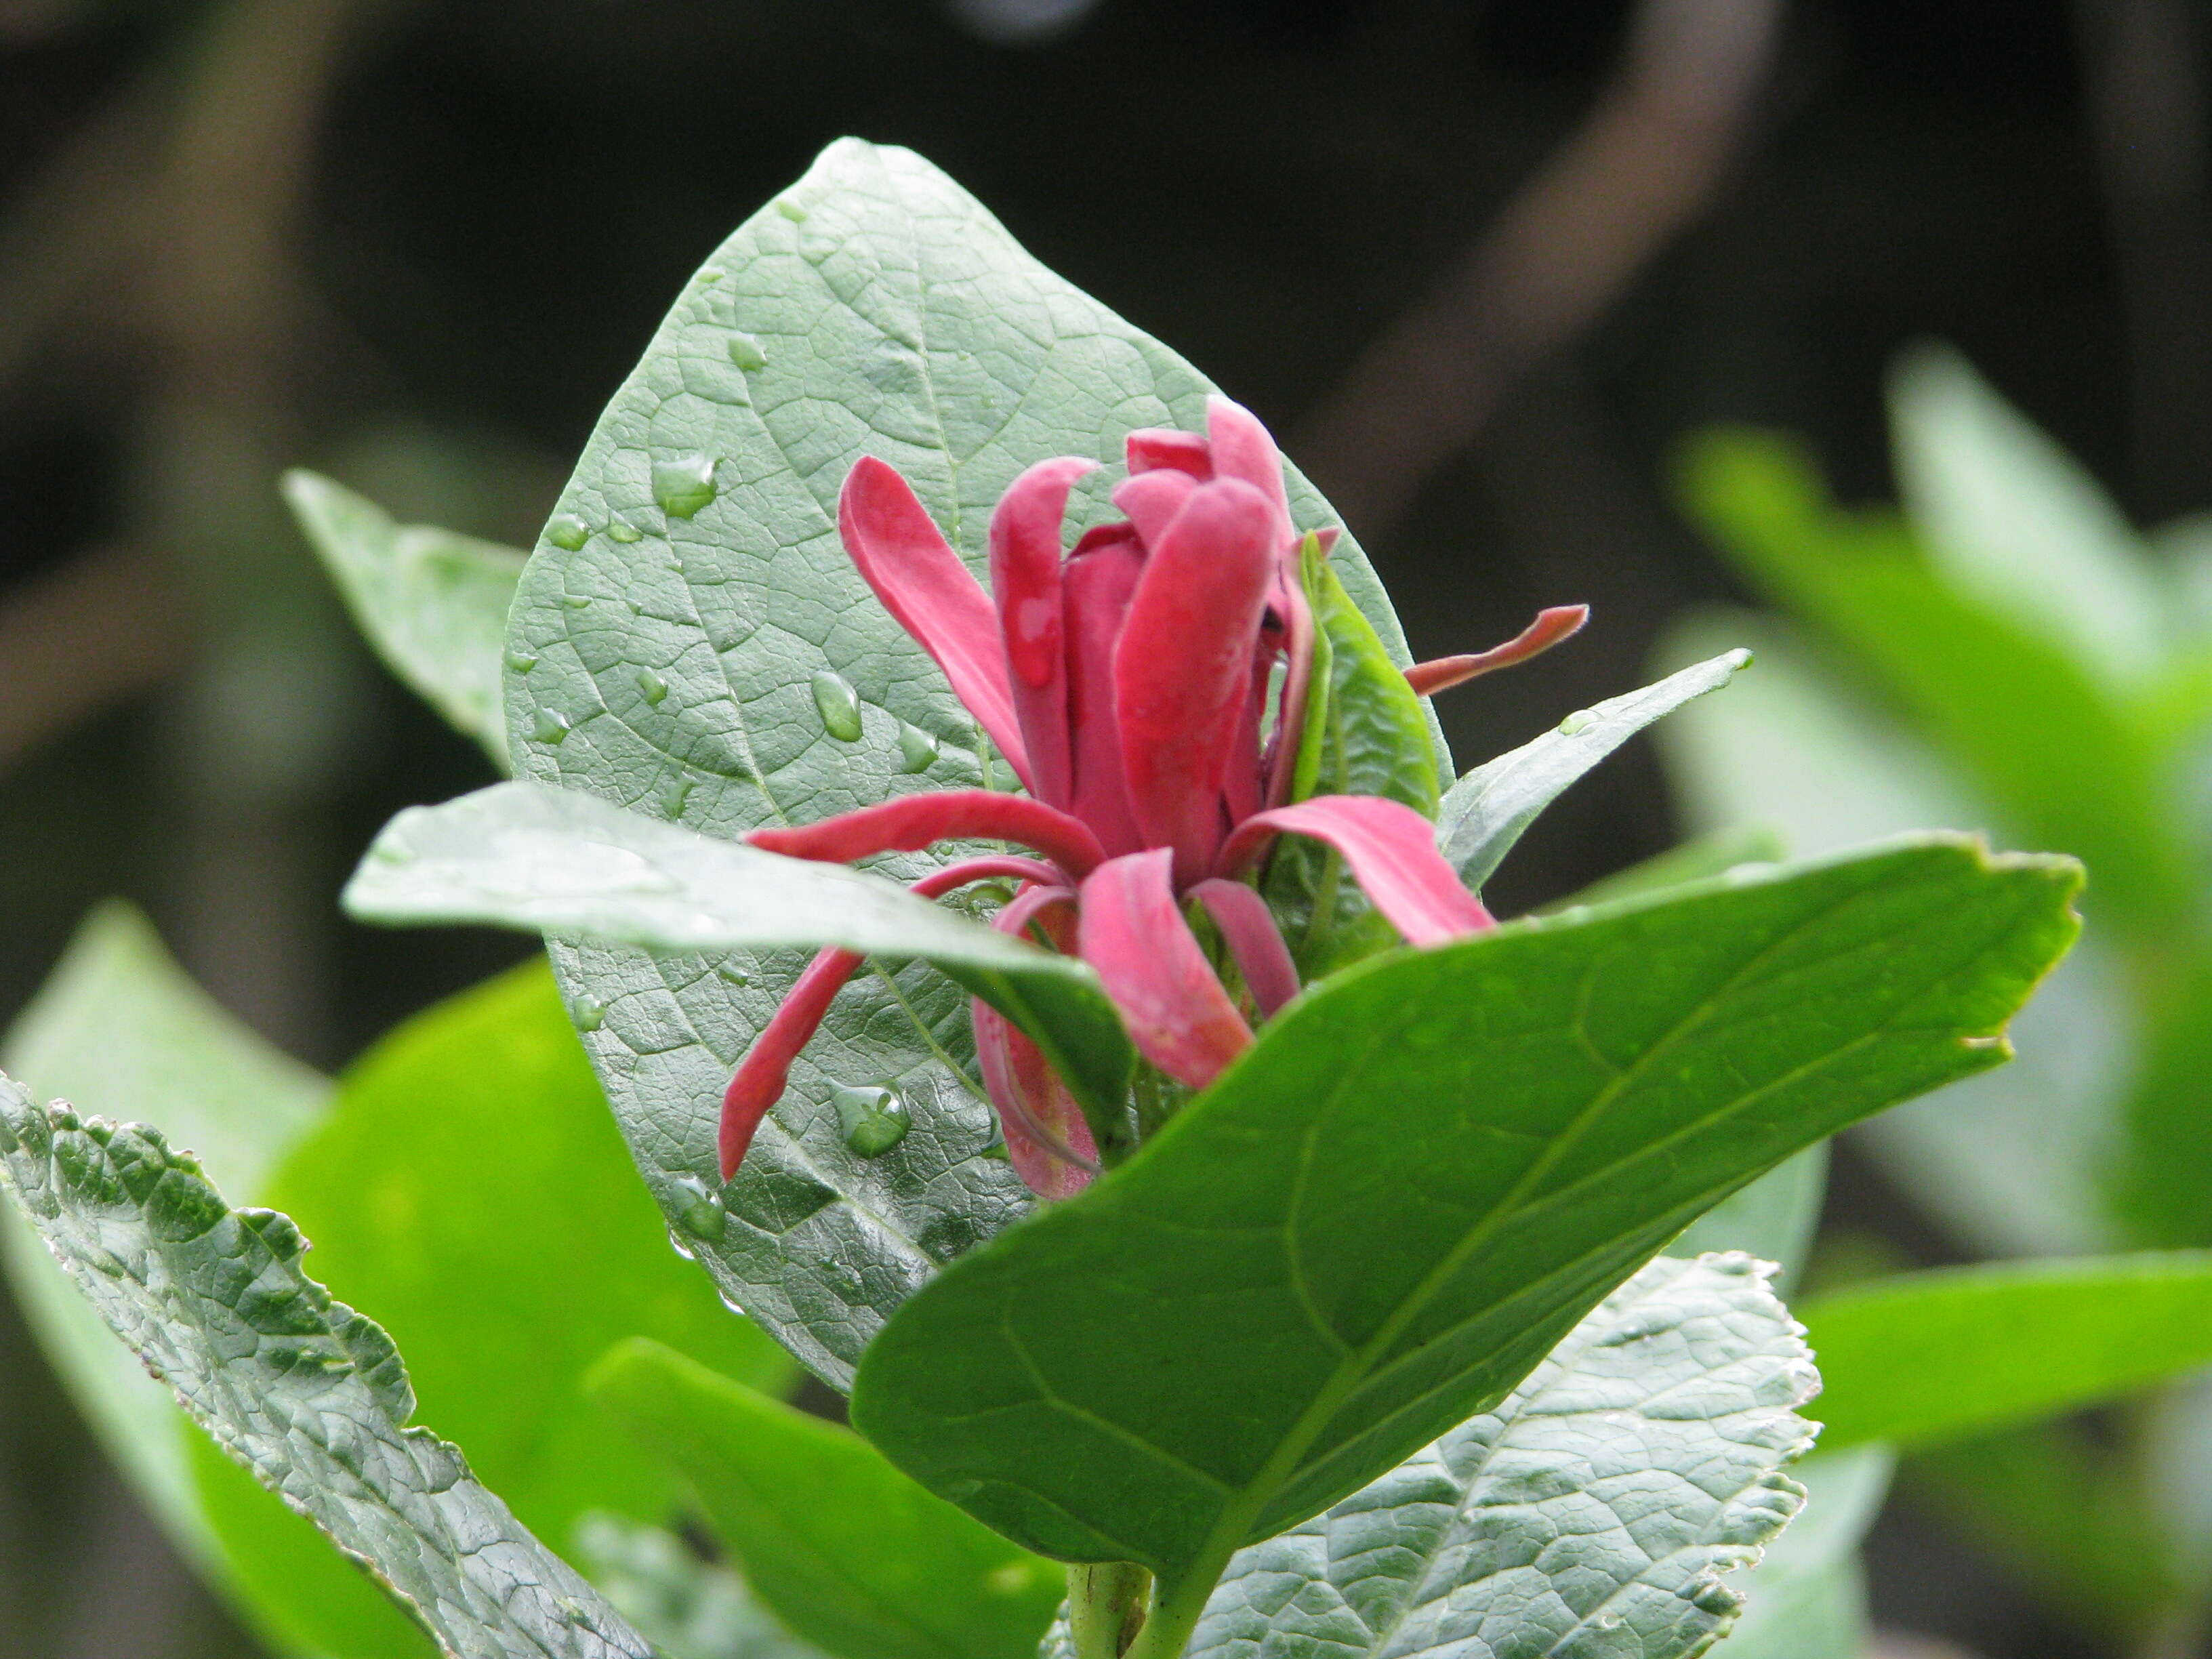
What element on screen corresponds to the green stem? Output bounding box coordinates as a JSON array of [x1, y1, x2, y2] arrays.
[[1068, 1562, 1151, 1658], [1122, 1566, 1218, 1659]]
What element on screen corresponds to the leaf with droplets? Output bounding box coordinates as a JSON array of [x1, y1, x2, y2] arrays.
[[285, 469, 527, 770], [499, 138, 1435, 1387], [0, 1083, 654, 1659]]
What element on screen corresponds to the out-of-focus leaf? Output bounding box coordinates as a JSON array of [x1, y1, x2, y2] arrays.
[[1538, 824, 1787, 915], [0, 901, 327, 1558], [0, 1087, 653, 1659], [1673, 1145, 1827, 1296], [1888, 343, 2169, 684], [1721, 1448, 1892, 1659], [1679, 429, 2191, 937], [590, 1339, 1061, 1659], [1436, 649, 1752, 895], [345, 781, 1134, 1147], [502, 139, 1431, 1391], [2112, 946, 2212, 1249], [1803, 1252, 2212, 1450], [1185, 1254, 1816, 1659], [571, 1513, 829, 1659], [285, 468, 526, 769], [852, 839, 2077, 1586], [241, 962, 793, 1551], [1655, 609, 2126, 1259]]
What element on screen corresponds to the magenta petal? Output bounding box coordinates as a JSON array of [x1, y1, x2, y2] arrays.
[[991, 457, 1095, 810], [747, 790, 1108, 880], [839, 457, 1033, 791], [1061, 535, 1148, 859], [1215, 796, 1494, 946], [1077, 850, 1253, 1090], [1125, 427, 1213, 478], [722, 945, 863, 1178], [1114, 478, 1279, 885], [1190, 879, 1300, 1017], [1406, 605, 1590, 697], [1110, 469, 1197, 550], [1205, 396, 1295, 548], [974, 998, 1099, 1200]]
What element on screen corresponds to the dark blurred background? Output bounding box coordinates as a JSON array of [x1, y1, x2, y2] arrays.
[[0, 1, 2200, 1654]]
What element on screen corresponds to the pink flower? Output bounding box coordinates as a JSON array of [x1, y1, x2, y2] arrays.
[[721, 398, 1580, 1197]]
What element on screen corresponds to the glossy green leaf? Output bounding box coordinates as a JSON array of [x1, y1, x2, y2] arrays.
[[1889, 342, 2169, 684], [1185, 1254, 1817, 1659], [1802, 1252, 2212, 1451], [0, 1086, 653, 1659], [501, 139, 1428, 1389], [590, 1338, 1061, 1659], [1720, 1446, 1891, 1659], [344, 780, 1134, 1145], [851, 839, 2078, 1606], [1436, 650, 1751, 895], [285, 468, 526, 769], [1654, 609, 2127, 1260], [1679, 428, 2191, 937], [249, 962, 794, 1553], [571, 1513, 830, 1659]]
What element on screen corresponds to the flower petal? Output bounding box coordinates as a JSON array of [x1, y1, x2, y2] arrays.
[[840, 457, 1033, 790], [1190, 878, 1300, 1017], [1216, 796, 1494, 946], [1114, 478, 1278, 884], [1077, 849, 1253, 1090], [1205, 396, 1294, 549], [1125, 427, 1212, 478], [1110, 468, 1197, 550], [992, 457, 1095, 810], [748, 790, 1107, 881], [974, 1000, 1099, 1200], [1405, 605, 1589, 697], [716, 853, 1063, 1178], [1063, 533, 1148, 857]]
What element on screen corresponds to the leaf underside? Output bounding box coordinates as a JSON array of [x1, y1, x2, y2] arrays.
[[504, 138, 1436, 1388], [0, 1082, 653, 1659]]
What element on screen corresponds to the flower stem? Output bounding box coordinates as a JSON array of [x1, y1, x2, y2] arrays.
[[1121, 1567, 1215, 1659], [1067, 1562, 1151, 1658]]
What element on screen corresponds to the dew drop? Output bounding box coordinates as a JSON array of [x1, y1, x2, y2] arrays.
[[717, 962, 751, 987], [775, 198, 808, 221], [718, 1290, 750, 1318], [833, 1083, 911, 1157], [651, 453, 718, 520], [546, 513, 590, 552], [896, 720, 939, 773], [658, 772, 693, 817], [607, 520, 643, 544], [1557, 708, 1596, 737], [699, 270, 722, 285], [532, 707, 573, 745], [569, 991, 605, 1031], [560, 593, 592, 609], [727, 332, 768, 371], [665, 1224, 697, 1262], [636, 668, 670, 706], [811, 669, 864, 741], [670, 1175, 727, 1240], [504, 649, 538, 674]]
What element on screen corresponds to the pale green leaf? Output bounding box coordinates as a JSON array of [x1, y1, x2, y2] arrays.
[[571, 1513, 830, 1659], [1186, 1254, 1816, 1659], [1673, 1145, 1827, 1297], [1437, 650, 1752, 894], [0, 1084, 653, 1659], [285, 468, 527, 769], [502, 138, 1429, 1389]]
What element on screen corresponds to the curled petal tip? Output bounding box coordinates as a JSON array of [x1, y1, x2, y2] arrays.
[[1405, 605, 1590, 697]]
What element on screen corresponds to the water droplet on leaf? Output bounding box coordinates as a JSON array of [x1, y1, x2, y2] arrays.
[[812, 669, 864, 741], [1557, 709, 1596, 737], [504, 649, 537, 674], [986, 1562, 1037, 1597], [896, 720, 939, 773], [658, 773, 693, 817], [665, 1224, 696, 1262], [727, 332, 768, 371], [670, 1175, 726, 1240], [833, 1084, 910, 1157], [560, 593, 592, 609], [651, 454, 718, 519], [636, 668, 670, 705], [569, 992, 605, 1031], [717, 962, 751, 987], [546, 513, 590, 552], [775, 198, 808, 221], [532, 708, 573, 745], [607, 520, 643, 544]]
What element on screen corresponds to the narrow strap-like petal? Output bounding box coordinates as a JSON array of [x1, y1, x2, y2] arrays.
[[991, 457, 1094, 810], [1205, 396, 1295, 549], [1405, 605, 1589, 697], [973, 998, 1099, 1200], [748, 790, 1108, 880], [1190, 878, 1300, 1017], [1110, 468, 1197, 550], [1077, 850, 1253, 1090], [1062, 537, 1148, 858], [1114, 478, 1278, 884], [1215, 796, 1494, 946], [717, 853, 1063, 1178], [839, 457, 1033, 790], [1125, 427, 1212, 478]]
